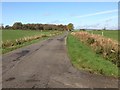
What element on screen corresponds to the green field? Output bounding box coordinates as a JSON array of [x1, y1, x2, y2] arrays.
[[1, 30, 61, 54], [2, 30, 51, 41], [88, 30, 119, 41], [67, 34, 118, 77]]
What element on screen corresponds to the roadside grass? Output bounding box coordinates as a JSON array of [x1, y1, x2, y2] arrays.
[[88, 30, 118, 41], [2, 30, 63, 54], [1, 36, 49, 54], [67, 34, 118, 77]]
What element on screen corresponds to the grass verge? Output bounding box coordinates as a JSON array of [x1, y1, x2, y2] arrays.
[[2, 36, 49, 54], [67, 34, 118, 77]]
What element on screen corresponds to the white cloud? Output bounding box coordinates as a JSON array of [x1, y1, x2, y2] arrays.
[[75, 9, 118, 18]]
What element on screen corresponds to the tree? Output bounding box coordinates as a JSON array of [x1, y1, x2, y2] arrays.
[[12, 22, 23, 30], [5, 22, 67, 31], [67, 23, 74, 31], [22, 24, 28, 30]]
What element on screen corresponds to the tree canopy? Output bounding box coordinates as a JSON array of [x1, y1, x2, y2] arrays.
[[67, 23, 74, 31], [13, 22, 23, 29], [4, 22, 68, 31]]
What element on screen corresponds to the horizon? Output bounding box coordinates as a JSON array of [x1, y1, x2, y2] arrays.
[[2, 2, 118, 30]]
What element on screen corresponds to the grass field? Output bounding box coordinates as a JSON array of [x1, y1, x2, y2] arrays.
[[67, 34, 118, 77], [1, 30, 62, 54], [2, 30, 51, 41], [88, 30, 119, 41]]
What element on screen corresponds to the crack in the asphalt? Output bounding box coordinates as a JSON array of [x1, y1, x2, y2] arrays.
[[32, 84, 37, 89], [51, 78, 70, 87], [5, 77, 15, 82], [7, 39, 49, 61], [26, 79, 41, 82], [44, 79, 50, 88], [12, 44, 44, 62], [13, 50, 30, 61], [3, 50, 30, 75], [3, 39, 52, 75], [34, 44, 44, 52], [46, 38, 53, 43], [33, 39, 53, 52]]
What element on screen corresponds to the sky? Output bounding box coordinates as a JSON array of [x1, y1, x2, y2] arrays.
[[2, 2, 118, 29]]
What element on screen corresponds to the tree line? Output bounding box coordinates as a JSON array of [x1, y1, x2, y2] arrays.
[[1, 22, 74, 31]]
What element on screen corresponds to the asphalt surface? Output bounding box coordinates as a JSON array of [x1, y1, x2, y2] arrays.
[[2, 32, 119, 88]]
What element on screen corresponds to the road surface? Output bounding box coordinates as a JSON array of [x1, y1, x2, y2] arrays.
[[2, 32, 119, 88]]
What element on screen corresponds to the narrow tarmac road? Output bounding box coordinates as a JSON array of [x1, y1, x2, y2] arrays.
[[2, 32, 119, 88]]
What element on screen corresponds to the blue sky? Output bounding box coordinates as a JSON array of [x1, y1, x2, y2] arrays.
[[2, 2, 118, 29]]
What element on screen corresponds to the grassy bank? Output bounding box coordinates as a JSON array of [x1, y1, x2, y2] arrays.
[[2, 36, 48, 54], [67, 34, 118, 77]]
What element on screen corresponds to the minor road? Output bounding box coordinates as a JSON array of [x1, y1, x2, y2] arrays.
[[2, 32, 118, 88]]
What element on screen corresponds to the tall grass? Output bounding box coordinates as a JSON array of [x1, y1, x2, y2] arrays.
[[71, 31, 119, 66]]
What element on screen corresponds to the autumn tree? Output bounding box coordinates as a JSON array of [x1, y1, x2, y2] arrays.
[[67, 23, 74, 31], [12, 22, 23, 29], [11, 22, 67, 31]]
